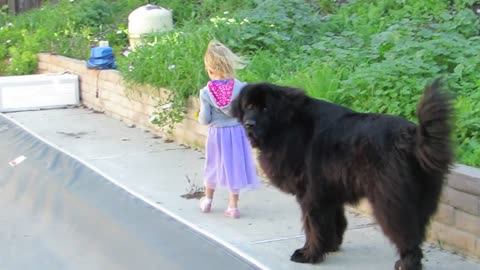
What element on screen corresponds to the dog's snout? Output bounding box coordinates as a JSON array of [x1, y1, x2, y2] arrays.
[[244, 119, 256, 129]]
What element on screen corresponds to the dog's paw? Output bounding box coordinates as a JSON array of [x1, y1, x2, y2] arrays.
[[290, 248, 308, 263], [394, 258, 422, 270], [395, 260, 405, 270], [290, 248, 324, 264]]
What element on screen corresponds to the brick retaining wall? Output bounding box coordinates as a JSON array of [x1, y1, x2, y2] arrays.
[[37, 53, 208, 148], [36, 53, 480, 260]]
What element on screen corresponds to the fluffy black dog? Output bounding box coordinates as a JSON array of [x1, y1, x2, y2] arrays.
[[232, 80, 453, 270]]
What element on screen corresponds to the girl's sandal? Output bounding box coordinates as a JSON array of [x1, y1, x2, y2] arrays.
[[224, 208, 240, 219], [199, 197, 212, 213]]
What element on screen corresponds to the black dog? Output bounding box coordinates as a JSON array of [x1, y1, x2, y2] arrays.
[[232, 80, 453, 270]]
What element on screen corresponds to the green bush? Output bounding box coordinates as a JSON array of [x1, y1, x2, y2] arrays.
[[152, 0, 255, 25], [0, 0, 143, 74], [119, 24, 211, 96], [1, 0, 480, 167], [5, 47, 38, 75]]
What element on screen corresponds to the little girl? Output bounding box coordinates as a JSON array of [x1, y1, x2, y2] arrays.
[[197, 40, 259, 219]]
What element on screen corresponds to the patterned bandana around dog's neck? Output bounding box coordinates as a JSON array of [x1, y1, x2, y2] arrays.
[[208, 79, 234, 107]]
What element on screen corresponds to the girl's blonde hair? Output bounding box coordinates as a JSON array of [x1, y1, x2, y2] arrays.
[[204, 40, 246, 78]]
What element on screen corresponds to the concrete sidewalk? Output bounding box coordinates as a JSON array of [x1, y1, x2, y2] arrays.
[[5, 108, 480, 270]]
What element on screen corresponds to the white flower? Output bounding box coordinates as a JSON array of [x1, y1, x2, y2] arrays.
[[224, 11, 229, 15], [228, 19, 235, 23], [168, 65, 176, 70], [149, 115, 157, 123], [160, 103, 172, 110], [7, 22, 13, 27], [5, 40, 11, 44], [128, 65, 134, 72], [116, 30, 123, 34]]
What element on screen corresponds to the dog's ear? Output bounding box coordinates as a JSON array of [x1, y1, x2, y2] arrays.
[[282, 87, 305, 106], [268, 85, 306, 121], [231, 83, 265, 120], [231, 91, 243, 121]]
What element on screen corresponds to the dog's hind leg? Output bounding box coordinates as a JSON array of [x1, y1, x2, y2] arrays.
[[397, 174, 444, 270], [371, 195, 424, 270], [419, 173, 444, 239]]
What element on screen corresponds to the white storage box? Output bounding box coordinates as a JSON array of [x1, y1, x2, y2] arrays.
[[0, 73, 79, 112]]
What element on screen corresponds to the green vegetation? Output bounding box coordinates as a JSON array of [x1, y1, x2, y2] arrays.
[[1, 0, 479, 167]]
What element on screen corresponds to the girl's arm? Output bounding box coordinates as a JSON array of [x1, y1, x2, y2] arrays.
[[198, 89, 212, 125]]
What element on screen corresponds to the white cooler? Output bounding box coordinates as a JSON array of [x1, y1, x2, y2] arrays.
[[0, 73, 79, 112]]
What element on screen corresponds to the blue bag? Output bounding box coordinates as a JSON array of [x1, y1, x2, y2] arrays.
[[87, 46, 117, 70]]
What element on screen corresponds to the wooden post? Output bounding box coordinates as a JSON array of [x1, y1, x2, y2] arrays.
[[6, 0, 47, 14], [7, 0, 17, 14]]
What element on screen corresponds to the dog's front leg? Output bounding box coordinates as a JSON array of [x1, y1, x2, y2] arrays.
[[291, 196, 336, 264]]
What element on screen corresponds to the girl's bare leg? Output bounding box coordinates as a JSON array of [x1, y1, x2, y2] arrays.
[[228, 192, 239, 209], [205, 187, 215, 200]]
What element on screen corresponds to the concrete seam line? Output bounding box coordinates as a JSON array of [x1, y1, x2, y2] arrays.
[[249, 234, 304, 245], [0, 112, 270, 270], [248, 223, 377, 245]]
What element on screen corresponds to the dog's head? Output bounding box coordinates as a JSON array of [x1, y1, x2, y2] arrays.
[[232, 82, 306, 148]]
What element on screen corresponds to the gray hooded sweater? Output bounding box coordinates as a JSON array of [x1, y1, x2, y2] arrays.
[[198, 79, 246, 127]]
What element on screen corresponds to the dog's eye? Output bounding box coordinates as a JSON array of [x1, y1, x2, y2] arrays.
[[246, 104, 254, 110]]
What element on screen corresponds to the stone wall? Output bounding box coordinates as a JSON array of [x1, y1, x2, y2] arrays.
[[37, 53, 480, 259], [430, 165, 480, 257], [37, 53, 208, 149]]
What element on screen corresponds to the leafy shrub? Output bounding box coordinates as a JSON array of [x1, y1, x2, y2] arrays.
[[118, 24, 212, 132], [454, 92, 480, 166], [5, 47, 38, 75], [152, 0, 255, 25], [2, 0, 480, 167], [119, 25, 211, 97], [0, 0, 143, 74]]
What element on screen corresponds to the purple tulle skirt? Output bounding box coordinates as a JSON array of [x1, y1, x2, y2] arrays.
[[204, 124, 260, 194]]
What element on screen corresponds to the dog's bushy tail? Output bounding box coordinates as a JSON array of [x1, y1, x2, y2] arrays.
[[415, 79, 454, 173]]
